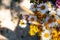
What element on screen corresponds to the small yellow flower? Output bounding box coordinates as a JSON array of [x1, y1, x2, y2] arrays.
[[52, 29, 58, 38], [33, 25, 39, 33], [29, 24, 39, 36]]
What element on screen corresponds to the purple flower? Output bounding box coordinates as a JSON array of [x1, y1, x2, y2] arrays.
[[56, 0, 60, 8]]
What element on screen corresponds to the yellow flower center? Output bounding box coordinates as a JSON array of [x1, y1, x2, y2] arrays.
[[44, 33, 49, 38], [20, 21, 24, 25]]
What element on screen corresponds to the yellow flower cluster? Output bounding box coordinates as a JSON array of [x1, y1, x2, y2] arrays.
[[29, 24, 39, 36], [52, 29, 58, 38], [51, 29, 60, 40]]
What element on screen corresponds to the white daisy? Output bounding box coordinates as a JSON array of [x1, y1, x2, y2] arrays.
[[28, 15, 37, 24], [19, 19, 27, 28], [37, 3, 48, 14], [41, 30, 51, 40]]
